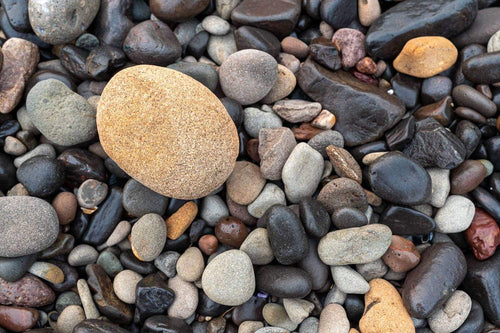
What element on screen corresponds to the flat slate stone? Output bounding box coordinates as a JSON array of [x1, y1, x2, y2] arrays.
[[380, 205, 435, 236], [365, 0, 477, 59], [298, 58, 404, 146]]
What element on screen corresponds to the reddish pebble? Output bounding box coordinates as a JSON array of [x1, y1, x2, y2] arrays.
[[291, 123, 325, 141], [51, 192, 77, 225], [382, 235, 421, 273], [246, 138, 260, 163], [465, 208, 500, 260], [351, 70, 378, 86], [199, 235, 218, 256], [214, 216, 248, 248], [0, 305, 38, 332], [356, 57, 377, 75]]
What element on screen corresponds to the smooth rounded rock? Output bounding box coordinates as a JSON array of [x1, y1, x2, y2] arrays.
[[428, 290, 472, 333], [317, 177, 368, 214], [240, 228, 274, 265], [150, 0, 209, 22], [97, 65, 239, 200], [226, 161, 266, 205], [299, 197, 330, 238], [331, 266, 370, 294], [434, 195, 475, 233], [16, 155, 64, 198], [113, 270, 142, 304], [167, 275, 198, 320], [256, 265, 312, 298], [247, 183, 286, 218], [318, 303, 350, 333], [56, 305, 85, 333], [176, 247, 204, 282], [130, 213, 166, 262], [257, 126, 297, 181], [68, 245, 98, 266]]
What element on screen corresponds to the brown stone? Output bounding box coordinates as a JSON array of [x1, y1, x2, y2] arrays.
[[281, 36, 309, 59], [198, 235, 218, 256], [97, 65, 239, 200], [311, 110, 336, 130], [246, 138, 260, 163], [215, 216, 249, 248], [393, 37, 458, 78], [465, 208, 500, 260], [258, 127, 296, 181], [317, 177, 368, 214], [52, 192, 78, 225], [356, 57, 377, 75], [359, 278, 415, 333], [414, 96, 454, 126], [226, 161, 266, 205], [0, 305, 38, 332], [326, 145, 362, 183], [292, 123, 325, 141], [455, 106, 487, 124], [450, 160, 487, 195], [166, 201, 198, 240], [364, 189, 382, 206], [382, 236, 421, 273], [0, 38, 39, 114], [226, 194, 258, 226], [0, 274, 55, 307], [150, 0, 209, 22]]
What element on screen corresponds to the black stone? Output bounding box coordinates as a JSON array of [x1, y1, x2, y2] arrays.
[[299, 197, 330, 238], [350, 141, 388, 162], [454, 44, 486, 86], [104, 158, 128, 178], [403, 118, 466, 169], [120, 251, 156, 275], [298, 238, 329, 291], [188, 219, 207, 243], [132, 0, 151, 22], [455, 120, 481, 158], [142, 315, 192, 333], [385, 116, 416, 151], [0, 152, 16, 192], [0, 0, 30, 32], [380, 205, 435, 236], [452, 85, 497, 118], [58, 149, 107, 188], [46, 260, 78, 293], [331, 207, 368, 229], [197, 289, 230, 317], [309, 37, 342, 72], [85, 45, 126, 80], [164, 234, 190, 253], [452, 7, 500, 49], [298, 27, 322, 45], [304, 0, 320, 19], [74, 319, 130, 333], [16, 156, 64, 197], [368, 151, 431, 205], [231, 0, 301, 38], [186, 31, 209, 59], [256, 265, 312, 298], [0, 254, 37, 282], [298, 58, 405, 146], [40, 233, 75, 259], [462, 51, 500, 85], [220, 97, 243, 128], [421, 76, 452, 105], [134, 273, 175, 323], [462, 252, 500, 326], [391, 73, 421, 110], [365, 0, 477, 59], [485, 136, 500, 172], [59, 45, 92, 81], [319, 0, 356, 30], [344, 295, 364, 323], [471, 187, 500, 222], [454, 300, 485, 333], [490, 172, 500, 199], [81, 187, 123, 245], [0, 119, 20, 139], [71, 211, 90, 240], [231, 296, 266, 325], [91, 0, 134, 48], [402, 243, 467, 318], [234, 26, 281, 58]]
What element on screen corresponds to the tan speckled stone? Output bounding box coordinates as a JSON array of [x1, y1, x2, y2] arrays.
[[97, 65, 239, 199]]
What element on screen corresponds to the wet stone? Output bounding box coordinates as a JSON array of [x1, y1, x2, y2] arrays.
[[380, 205, 435, 236], [134, 273, 175, 323], [256, 265, 312, 299]]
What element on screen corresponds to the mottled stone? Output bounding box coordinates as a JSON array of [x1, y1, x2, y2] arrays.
[[0, 274, 55, 307], [465, 208, 500, 260], [258, 127, 296, 181]]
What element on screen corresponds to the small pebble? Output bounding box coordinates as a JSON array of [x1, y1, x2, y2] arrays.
[[113, 270, 143, 304]]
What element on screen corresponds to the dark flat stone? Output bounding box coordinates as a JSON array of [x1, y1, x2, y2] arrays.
[[234, 26, 281, 58], [463, 51, 500, 85], [256, 265, 312, 298], [380, 205, 435, 236], [453, 7, 500, 49]]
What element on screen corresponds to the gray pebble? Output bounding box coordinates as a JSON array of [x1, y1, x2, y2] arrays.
[[434, 195, 475, 233], [68, 244, 99, 266], [200, 194, 229, 226], [167, 61, 219, 91], [56, 291, 82, 313], [428, 290, 472, 333], [130, 213, 167, 261], [13, 143, 56, 168], [77, 179, 108, 209], [104, 221, 131, 248], [247, 183, 286, 218], [168, 275, 199, 319], [299, 317, 320, 333], [176, 247, 205, 282], [262, 303, 298, 331], [201, 15, 231, 35], [75, 33, 100, 51], [324, 285, 347, 305], [96, 250, 123, 277], [356, 258, 389, 281], [331, 265, 370, 294], [56, 305, 85, 333], [77, 279, 100, 319], [4, 136, 27, 156], [16, 106, 40, 135], [240, 228, 274, 265], [122, 179, 168, 217], [308, 130, 344, 158], [154, 251, 180, 278], [216, 0, 240, 19], [427, 168, 450, 208], [173, 19, 200, 46], [244, 107, 283, 138], [207, 31, 237, 65]]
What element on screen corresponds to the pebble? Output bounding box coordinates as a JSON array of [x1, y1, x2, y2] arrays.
[[326, 145, 362, 183], [308, 130, 345, 158], [166, 201, 198, 240], [122, 179, 167, 217], [0, 196, 59, 257], [56, 291, 81, 313], [27, 261, 64, 284], [488, 30, 500, 52], [402, 243, 467, 318], [219, 49, 278, 105], [382, 236, 421, 273], [240, 228, 274, 265], [154, 251, 180, 278], [453, 7, 500, 49], [135, 273, 175, 323], [318, 303, 350, 333], [368, 152, 431, 205], [168, 61, 218, 92], [3, 136, 26, 155], [26, 79, 97, 146], [239, 321, 264, 333], [428, 290, 472, 333], [130, 213, 167, 262], [359, 278, 415, 333], [317, 177, 368, 214], [56, 305, 86, 333], [76, 279, 100, 319], [198, 235, 218, 256], [202, 15, 230, 35], [104, 221, 131, 248], [16, 155, 64, 197], [427, 168, 450, 208], [311, 109, 336, 130], [452, 84, 497, 118], [68, 245, 99, 266], [176, 247, 204, 282], [77, 179, 108, 210], [52, 192, 77, 225], [434, 195, 475, 233], [263, 303, 297, 331], [465, 208, 500, 260], [0, 305, 38, 332], [112, 270, 142, 304], [0, 274, 55, 307], [97, 65, 238, 200], [243, 106, 283, 138], [96, 251, 123, 277], [247, 183, 286, 218], [256, 265, 312, 298], [13, 143, 55, 168], [0, 254, 37, 282], [261, 64, 296, 104], [356, 259, 388, 282], [226, 161, 266, 205], [216, 0, 240, 19], [282, 143, 324, 203], [278, 52, 301, 74], [283, 298, 314, 325], [320, 0, 356, 30], [258, 127, 296, 180], [451, 160, 487, 194], [272, 100, 322, 123], [331, 265, 370, 294], [299, 197, 331, 238], [207, 31, 238, 65], [358, 0, 381, 26], [318, 224, 392, 265], [200, 195, 229, 226], [332, 28, 366, 68]]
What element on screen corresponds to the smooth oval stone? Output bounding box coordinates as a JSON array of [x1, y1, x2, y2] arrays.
[[318, 224, 392, 265], [57, 148, 107, 188], [0, 274, 55, 307], [317, 177, 368, 214], [120, 250, 155, 275], [454, 44, 486, 86], [454, 299, 484, 333], [264, 205, 308, 265], [90, 0, 133, 48], [299, 197, 330, 238], [452, 85, 497, 118], [320, 0, 356, 30], [134, 273, 175, 324], [143, 315, 193, 333], [0, 254, 37, 282], [186, 31, 209, 59], [298, 238, 329, 291], [1, 0, 30, 32], [16, 155, 64, 197], [368, 151, 431, 205], [365, 0, 477, 59], [97, 65, 238, 200], [232, 296, 266, 325], [421, 76, 452, 105], [402, 242, 467, 318], [231, 0, 301, 38], [465, 208, 500, 261], [451, 160, 487, 194], [298, 58, 404, 146], [0, 196, 58, 257], [85, 45, 126, 80], [28, 0, 99, 44], [331, 207, 368, 229], [380, 205, 435, 235], [462, 252, 500, 326], [391, 73, 422, 110], [202, 250, 255, 306], [414, 96, 454, 126], [131, 213, 166, 262], [122, 179, 168, 217], [0, 305, 38, 332], [0, 152, 16, 192], [214, 216, 248, 248], [256, 265, 312, 298], [462, 51, 500, 85], [235, 26, 281, 58], [428, 290, 472, 333], [452, 7, 500, 49], [47, 260, 78, 293], [197, 289, 230, 318], [150, 0, 209, 22], [123, 20, 181, 66], [81, 187, 123, 246], [74, 319, 130, 333], [25, 69, 76, 95]]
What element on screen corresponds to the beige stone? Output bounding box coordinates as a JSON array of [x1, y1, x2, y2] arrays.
[[358, 0, 381, 26], [97, 65, 239, 200]]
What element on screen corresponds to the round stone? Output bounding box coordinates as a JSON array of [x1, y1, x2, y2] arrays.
[[215, 216, 248, 248], [331, 265, 369, 294], [176, 247, 204, 282], [261, 64, 297, 104], [240, 228, 274, 265], [434, 195, 475, 233], [28, 0, 100, 44], [97, 65, 239, 200], [201, 249, 255, 306], [113, 270, 143, 304], [16, 155, 64, 198], [51, 192, 77, 225], [428, 290, 472, 333], [487, 30, 500, 52], [77, 179, 109, 210], [150, 0, 209, 22], [56, 305, 85, 333], [318, 304, 350, 333], [201, 15, 231, 35], [68, 245, 98, 266], [226, 161, 266, 205], [219, 49, 278, 105], [130, 213, 167, 261]]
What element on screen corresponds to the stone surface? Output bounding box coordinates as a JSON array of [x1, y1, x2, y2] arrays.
[[112, 270, 142, 304], [130, 213, 166, 262], [28, 0, 100, 44], [359, 278, 415, 333], [465, 208, 500, 260], [320, 0, 356, 30], [326, 145, 362, 183], [317, 177, 368, 214], [256, 265, 312, 298], [0, 196, 59, 257], [240, 228, 274, 265], [247, 183, 286, 218], [452, 85, 497, 118], [382, 236, 420, 273], [263, 303, 297, 331], [272, 100, 322, 123], [452, 7, 500, 49], [200, 195, 229, 227], [261, 64, 296, 104], [150, 0, 209, 22], [235, 25, 281, 58], [318, 303, 350, 333], [298, 58, 404, 146], [0, 305, 38, 332], [207, 31, 238, 65], [134, 273, 174, 323], [258, 126, 295, 178], [331, 266, 370, 294], [202, 250, 255, 306], [332, 28, 366, 68], [434, 195, 475, 233], [427, 168, 450, 208], [56, 305, 85, 333], [0, 274, 55, 307], [97, 65, 238, 200], [68, 244, 98, 266], [428, 290, 472, 333], [365, 0, 477, 59], [318, 224, 392, 265], [299, 197, 330, 238], [16, 155, 64, 197], [243, 107, 283, 138], [166, 201, 198, 240], [122, 179, 168, 217], [176, 247, 204, 282], [226, 161, 266, 205]]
